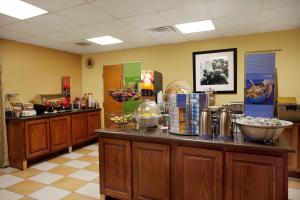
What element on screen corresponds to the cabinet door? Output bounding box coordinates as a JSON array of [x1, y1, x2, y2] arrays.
[[133, 142, 169, 200], [282, 124, 299, 170], [88, 111, 100, 139], [72, 113, 88, 145], [50, 116, 71, 152], [225, 152, 283, 200], [25, 119, 50, 159], [174, 146, 222, 200], [100, 138, 131, 200]]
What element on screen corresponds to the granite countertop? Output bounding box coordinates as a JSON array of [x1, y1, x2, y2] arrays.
[[96, 128, 294, 153], [6, 108, 101, 120]]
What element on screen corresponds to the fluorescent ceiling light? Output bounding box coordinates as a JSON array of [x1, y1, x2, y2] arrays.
[[175, 20, 215, 34], [0, 0, 47, 20], [87, 36, 123, 45]]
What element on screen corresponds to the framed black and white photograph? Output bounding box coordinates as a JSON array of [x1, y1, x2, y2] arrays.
[[193, 48, 237, 94]]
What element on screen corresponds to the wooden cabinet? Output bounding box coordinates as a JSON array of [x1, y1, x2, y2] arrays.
[[282, 123, 300, 177], [175, 146, 222, 200], [225, 152, 283, 200], [25, 119, 50, 159], [132, 142, 170, 200], [88, 111, 100, 139], [72, 113, 88, 145], [99, 138, 131, 200], [50, 116, 71, 152]]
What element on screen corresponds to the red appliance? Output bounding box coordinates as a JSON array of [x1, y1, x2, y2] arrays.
[[62, 76, 71, 109]]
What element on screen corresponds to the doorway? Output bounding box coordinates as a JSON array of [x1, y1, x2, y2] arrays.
[[103, 64, 123, 127]]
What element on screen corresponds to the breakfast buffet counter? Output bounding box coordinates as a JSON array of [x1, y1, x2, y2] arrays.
[[96, 128, 292, 200], [6, 108, 101, 170]]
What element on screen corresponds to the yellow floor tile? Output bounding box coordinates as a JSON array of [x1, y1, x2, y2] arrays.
[[289, 180, 300, 189], [12, 168, 42, 179], [20, 197, 35, 200], [52, 177, 87, 191], [48, 165, 78, 176], [78, 155, 98, 163], [74, 148, 94, 155], [62, 192, 98, 200], [83, 164, 99, 172], [92, 177, 99, 184], [6, 180, 44, 195], [48, 156, 72, 164]]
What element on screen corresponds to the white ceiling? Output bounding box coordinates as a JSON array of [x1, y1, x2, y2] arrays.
[[0, 0, 300, 54]]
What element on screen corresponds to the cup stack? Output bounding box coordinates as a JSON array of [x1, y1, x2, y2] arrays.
[[190, 93, 209, 135], [168, 94, 190, 135]]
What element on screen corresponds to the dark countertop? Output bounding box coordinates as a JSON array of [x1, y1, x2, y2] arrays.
[[96, 128, 294, 153], [6, 108, 101, 120]]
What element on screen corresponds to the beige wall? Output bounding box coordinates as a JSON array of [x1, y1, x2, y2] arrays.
[[82, 28, 300, 107], [0, 39, 82, 103]]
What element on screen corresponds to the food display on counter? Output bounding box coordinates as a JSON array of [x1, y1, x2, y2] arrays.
[[236, 116, 293, 143], [133, 100, 161, 129], [110, 113, 133, 124], [108, 88, 139, 102], [165, 80, 192, 95]]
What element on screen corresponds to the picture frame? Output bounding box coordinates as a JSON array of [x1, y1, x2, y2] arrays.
[[193, 48, 237, 94]]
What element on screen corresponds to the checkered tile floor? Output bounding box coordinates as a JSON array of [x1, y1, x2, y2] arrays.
[[0, 143, 104, 200], [0, 142, 300, 200]]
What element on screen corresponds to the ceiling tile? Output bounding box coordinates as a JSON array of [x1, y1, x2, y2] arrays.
[[113, 30, 154, 44], [26, 13, 81, 31], [63, 26, 103, 39], [122, 13, 170, 30], [151, 0, 213, 11], [217, 24, 257, 37], [213, 12, 259, 30], [15, 36, 55, 46], [41, 32, 81, 42], [0, 14, 20, 26], [146, 31, 187, 44], [259, 4, 300, 24], [57, 3, 113, 26], [4, 21, 56, 36], [90, 20, 134, 34], [257, 20, 300, 33], [208, 0, 262, 18], [159, 4, 212, 24], [0, 29, 30, 40], [23, 0, 86, 12], [262, 0, 300, 10], [92, 0, 155, 18]]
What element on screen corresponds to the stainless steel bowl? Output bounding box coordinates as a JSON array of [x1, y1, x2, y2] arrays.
[[236, 119, 293, 141]]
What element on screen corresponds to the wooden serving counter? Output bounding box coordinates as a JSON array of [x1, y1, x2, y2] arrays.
[[6, 108, 101, 170], [96, 129, 293, 200]]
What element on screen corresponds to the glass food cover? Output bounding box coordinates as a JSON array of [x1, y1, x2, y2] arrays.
[[133, 100, 161, 128]]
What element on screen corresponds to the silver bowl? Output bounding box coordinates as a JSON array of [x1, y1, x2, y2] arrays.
[[236, 118, 293, 142]]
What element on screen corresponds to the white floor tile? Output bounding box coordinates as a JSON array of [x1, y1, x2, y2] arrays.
[[75, 182, 100, 199], [0, 174, 24, 188], [29, 172, 63, 185], [0, 167, 18, 174], [87, 151, 99, 157], [0, 189, 23, 200], [63, 160, 91, 169], [84, 145, 98, 151], [31, 162, 59, 171], [69, 170, 99, 181], [29, 186, 70, 200], [61, 152, 84, 159], [289, 188, 300, 200]]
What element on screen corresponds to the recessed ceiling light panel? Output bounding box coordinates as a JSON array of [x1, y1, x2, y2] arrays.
[[175, 20, 215, 34], [86, 36, 123, 45], [0, 0, 48, 20]]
